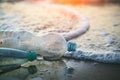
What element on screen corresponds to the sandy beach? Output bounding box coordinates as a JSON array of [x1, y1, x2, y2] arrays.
[[0, 1, 120, 80]]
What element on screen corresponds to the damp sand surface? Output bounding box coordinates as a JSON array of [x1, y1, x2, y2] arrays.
[[65, 59, 120, 80]]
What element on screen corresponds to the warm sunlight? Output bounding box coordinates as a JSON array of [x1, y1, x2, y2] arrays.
[[31, 0, 106, 5]]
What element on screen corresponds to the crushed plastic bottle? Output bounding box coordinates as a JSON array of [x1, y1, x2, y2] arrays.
[[0, 30, 67, 59]]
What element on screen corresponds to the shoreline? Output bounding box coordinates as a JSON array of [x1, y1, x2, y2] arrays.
[[65, 59, 120, 80]]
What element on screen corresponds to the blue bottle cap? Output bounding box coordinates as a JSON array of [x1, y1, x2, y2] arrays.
[[67, 41, 77, 51], [27, 51, 37, 61]]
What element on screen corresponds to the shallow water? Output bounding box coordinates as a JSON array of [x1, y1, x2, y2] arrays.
[[65, 59, 120, 80]]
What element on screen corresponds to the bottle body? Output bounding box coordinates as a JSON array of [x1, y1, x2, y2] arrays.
[[0, 30, 67, 59]]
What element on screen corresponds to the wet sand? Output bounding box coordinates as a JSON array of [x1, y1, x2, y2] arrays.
[[1, 59, 120, 80], [65, 59, 120, 80]]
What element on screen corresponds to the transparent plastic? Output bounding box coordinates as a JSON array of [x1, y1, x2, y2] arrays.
[[0, 30, 67, 59]]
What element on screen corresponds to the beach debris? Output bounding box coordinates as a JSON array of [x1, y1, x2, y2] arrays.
[[67, 41, 77, 52], [0, 30, 67, 59]]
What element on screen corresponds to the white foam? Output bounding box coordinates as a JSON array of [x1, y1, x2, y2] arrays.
[[64, 50, 120, 63]]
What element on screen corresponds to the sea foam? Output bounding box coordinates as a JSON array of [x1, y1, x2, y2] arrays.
[[64, 50, 120, 63]]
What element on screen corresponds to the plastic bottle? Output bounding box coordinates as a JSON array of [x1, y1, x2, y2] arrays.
[[0, 47, 37, 66], [0, 30, 67, 59], [0, 48, 37, 61]]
